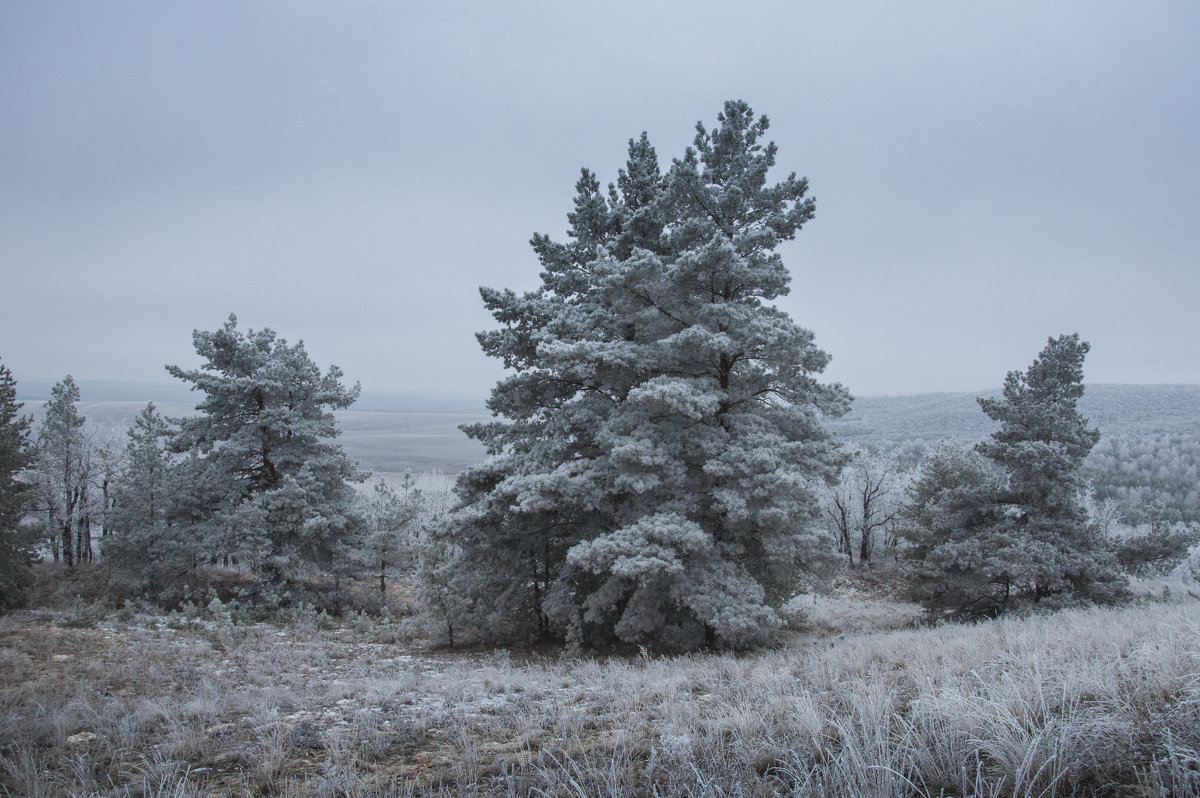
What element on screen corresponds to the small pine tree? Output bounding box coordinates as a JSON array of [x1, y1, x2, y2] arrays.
[[109, 403, 172, 532], [897, 441, 1010, 617], [901, 335, 1128, 618], [354, 474, 423, 603], [113, 315, 368, 603], [105, 403, 181, 595], [174, 316, 365, 583], [977, 334, 1126, 607], [0, 360, 36, 609]]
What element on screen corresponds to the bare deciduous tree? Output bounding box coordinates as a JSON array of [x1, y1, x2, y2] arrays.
[[825, 451, 906, 566]]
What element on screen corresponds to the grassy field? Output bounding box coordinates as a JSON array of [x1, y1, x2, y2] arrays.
[[2, 569, 1198, 797]]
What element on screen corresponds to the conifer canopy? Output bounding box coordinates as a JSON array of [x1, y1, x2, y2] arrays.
[[451, 101, 850, 649]]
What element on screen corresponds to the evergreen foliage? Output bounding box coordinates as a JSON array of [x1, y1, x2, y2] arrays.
[[354, 473, 423, 602], [108, 315, 366, 601], [0, 360, 36, 609], [171, 315, 365, 582], [104, 403, 180, 594], [109, 403, 172, 533], [1112, 518, 1198, 577], [977, 334, 1126, 606], [898, 441, 1009, 616], [901, 335, 1128, 618], [450, 101, 849, 649]]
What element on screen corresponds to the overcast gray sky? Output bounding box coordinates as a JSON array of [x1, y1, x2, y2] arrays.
[[2, 2, 1197, 403]]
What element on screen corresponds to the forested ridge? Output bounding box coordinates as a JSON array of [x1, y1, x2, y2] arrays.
[[828, 384, 1200, 524]]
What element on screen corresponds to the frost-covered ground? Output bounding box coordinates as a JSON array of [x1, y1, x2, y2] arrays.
[[2, 585, 1199, 797]]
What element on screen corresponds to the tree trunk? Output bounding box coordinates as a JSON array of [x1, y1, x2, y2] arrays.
[[61, 519, 73, 567], [80, 512, 92, 563], [45, 509, 58, 561], [101, 475, 111, 537], [530, 546, 546, 638], [77, 488, 93, 564]]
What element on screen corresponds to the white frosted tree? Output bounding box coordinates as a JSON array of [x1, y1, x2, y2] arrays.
[[160, 315, 366, 594], [33, 376, 96, 566], [450, 101, 849, 649], [824, 450, 907, 566]]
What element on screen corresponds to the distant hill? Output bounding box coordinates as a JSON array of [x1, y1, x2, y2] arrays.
[[827, 384, 1200, 449], [826, 384, 1200, 523]]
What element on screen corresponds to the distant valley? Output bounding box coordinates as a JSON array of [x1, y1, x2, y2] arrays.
[[16, 381, 1200, 488]]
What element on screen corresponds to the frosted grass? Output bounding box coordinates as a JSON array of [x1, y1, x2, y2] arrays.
[[1, 601, 1197, 795]]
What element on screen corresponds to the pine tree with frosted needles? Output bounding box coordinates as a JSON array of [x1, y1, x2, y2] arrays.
[[976, 334, 1126, 607], [172, 316, 366, 581], [897, 440, 1008, 617], [449, 101, 850, 649], [104, 402, 181, 595], [0, 359, 36, 609], [109, 403, 172, 533], [108, 315, 369, 602], [901, 334, 1128, 618]]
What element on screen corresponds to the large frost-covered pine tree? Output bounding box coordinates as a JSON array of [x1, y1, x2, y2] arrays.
[[452, 101, 850, 649]]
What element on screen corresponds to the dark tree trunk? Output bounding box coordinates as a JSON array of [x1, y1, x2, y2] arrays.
[[101, 475, 111, 537], [61, 520, 73, 567]]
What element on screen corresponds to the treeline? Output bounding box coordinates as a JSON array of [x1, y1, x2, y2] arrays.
[[1086, 433, 1200, 524], [827, 385, 1200, 527], [822, 430, 1200, 531], [0, 321, 444, 619], [2, 101, 1198, 646]]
